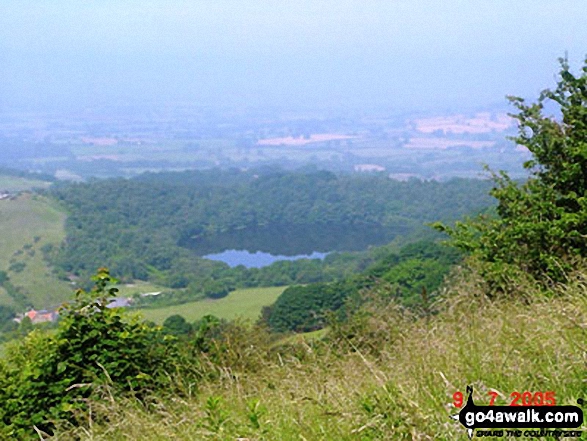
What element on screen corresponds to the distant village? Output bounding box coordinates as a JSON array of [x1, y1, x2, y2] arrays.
[[13, 297, 132, 324], [12, 291, 162, 324]]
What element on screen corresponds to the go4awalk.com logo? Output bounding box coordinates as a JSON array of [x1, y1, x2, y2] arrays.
[[450, 386, 584, 439]]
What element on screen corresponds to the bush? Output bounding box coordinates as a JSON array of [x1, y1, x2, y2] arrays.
[[8, 261, 26, 273], [0, 268, 176, 438], [202, 279, 233, 299], [163, 314, 193, 336], [435, 57, 587, 291]]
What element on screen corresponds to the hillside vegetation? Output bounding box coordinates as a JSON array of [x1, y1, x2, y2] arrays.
[[0, 258, 584, 439], [0, 58, 585, 440], [0, 194, 71, 309], [49, 172, 493, 298], [264, 241, 461, 333], [54, 266, 587, 440]]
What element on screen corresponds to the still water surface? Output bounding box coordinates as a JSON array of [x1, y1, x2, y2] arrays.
[[183, 222, 411, 267], [203, 249, 328, 268]]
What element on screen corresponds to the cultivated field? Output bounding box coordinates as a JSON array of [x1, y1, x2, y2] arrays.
[[404, 137, 495, 150], [413, 112, 514, 134], [115, 281, 169, 298]]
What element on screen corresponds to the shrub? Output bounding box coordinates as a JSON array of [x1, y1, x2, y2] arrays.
[[8, 261, 26, 273], [435, 57, 587, 291], [163, 314, 193, 336], [0, 268, 176, 438]]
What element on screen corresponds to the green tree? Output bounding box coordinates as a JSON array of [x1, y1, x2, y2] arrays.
[[163, 314, 193, 336], [435, 57, 587, 288]]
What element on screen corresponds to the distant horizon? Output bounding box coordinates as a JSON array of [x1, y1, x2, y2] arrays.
[[1, 1, 586, 114], [0, 95, 516, 120]]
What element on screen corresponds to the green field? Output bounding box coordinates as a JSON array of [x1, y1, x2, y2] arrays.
[[138, 286, 286, 324], [0, 194, 72, 309], [115, 281, 169, 298]]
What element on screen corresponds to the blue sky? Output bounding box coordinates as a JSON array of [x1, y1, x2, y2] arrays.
[[1, 1, 586, 112]]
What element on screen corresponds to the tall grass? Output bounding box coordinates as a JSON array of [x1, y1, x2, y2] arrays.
[[55, 265, 587, 440]]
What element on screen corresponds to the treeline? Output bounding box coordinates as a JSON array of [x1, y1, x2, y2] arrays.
[[132, 253, 374, 307], [48, 170, 493, 301]]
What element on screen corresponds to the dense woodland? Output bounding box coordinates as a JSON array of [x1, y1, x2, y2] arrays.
[[48, 171, 493, 303]]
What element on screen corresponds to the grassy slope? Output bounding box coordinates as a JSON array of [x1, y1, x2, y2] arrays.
[[61, 267, 587, 440], [0, 194, 72, 309], [139, 286, 286, 324], [0, 287, 14, 307]]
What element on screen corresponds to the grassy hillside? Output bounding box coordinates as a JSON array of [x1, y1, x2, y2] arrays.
[[0, 193, 72, 309], [0, 287, 14, 307], [55, 265, 587, 440], [139, 286, 286, 324]]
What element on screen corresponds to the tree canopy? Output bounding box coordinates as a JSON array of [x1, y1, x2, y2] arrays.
[[265, 241, 460, 332], [48, 171, 492, 301], [435, 57, 587, 288]]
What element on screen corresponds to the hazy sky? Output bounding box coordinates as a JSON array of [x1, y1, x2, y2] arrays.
[[1, 1, 586, 113]]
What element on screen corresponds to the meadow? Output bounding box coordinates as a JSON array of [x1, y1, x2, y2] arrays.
[[138, 286, 286, 324], [115, 281, 169, 298], [0, 194, 72, 309]]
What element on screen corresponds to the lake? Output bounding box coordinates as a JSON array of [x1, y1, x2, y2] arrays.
[[181, 222, 412, 267], [203, 249, 329, 268]]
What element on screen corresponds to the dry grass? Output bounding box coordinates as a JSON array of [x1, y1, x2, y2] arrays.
[[56, 266, 587, 440]]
